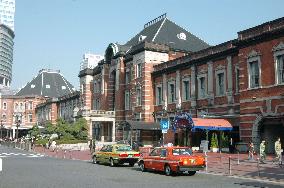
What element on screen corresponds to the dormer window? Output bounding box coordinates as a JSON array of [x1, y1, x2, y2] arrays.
[[31, 84, 35, 88], [46, 85, 50, 88], [139, 35, 147, 42], [62, 86, 66, 90], [177, 32, 187, 40]]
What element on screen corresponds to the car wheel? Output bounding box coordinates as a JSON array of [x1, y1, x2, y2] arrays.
[[110, 158, 115, 167], [92, 156, 99, 164], [139, 161, 146, 172], [188, 171, 196, 176], [164, 165, 172, 176], [129, 162, 135, 167]]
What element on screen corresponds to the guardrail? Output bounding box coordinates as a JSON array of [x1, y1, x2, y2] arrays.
[[0, 141, 32, 151]]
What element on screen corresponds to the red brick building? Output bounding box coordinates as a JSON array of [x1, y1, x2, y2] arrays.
[[78, 15, 284, 152]]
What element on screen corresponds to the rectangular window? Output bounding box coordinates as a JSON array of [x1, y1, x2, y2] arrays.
[[136, 63, 142, 78], [136, 88, 142, 106], [28, 114, 32, 123], [236, 68, 240, 93], [182, 80, 190, 101], [125, 69, 131, 84], [249, 61, 260, 88], [28, 101, 33, 110], [276, 55, 284, 84], [156, 86, 163, 105], [217, 72, 225, 96], [199, 76, 206, 98], [168, 83, 175, 103], [3, 102, 7, 110], [125, 90, 130, 110]]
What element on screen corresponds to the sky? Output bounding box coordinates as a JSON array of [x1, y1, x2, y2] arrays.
[[12, 0, 284, 90]]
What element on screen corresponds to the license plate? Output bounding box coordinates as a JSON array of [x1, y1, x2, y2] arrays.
[[128, 155, 132, 157]]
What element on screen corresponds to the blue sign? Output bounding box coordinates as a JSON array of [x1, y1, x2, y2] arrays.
[[160, 120, 169, 130]]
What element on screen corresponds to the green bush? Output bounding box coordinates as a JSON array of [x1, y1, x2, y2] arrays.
[[220, 132, 229, 148], [210, 133, 219, 148], [35, 138, 49, 145]]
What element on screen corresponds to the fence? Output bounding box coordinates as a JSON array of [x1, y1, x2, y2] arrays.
[[0, 141, 32, 151]]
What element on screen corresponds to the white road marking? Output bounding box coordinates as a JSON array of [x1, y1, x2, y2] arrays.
[[0, 152, 45, 158]]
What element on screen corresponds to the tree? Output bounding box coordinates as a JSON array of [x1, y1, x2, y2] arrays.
[[29, 125, 40, 139], [220, 132, 229, 148]]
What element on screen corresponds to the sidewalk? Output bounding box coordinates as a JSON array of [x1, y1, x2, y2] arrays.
[[33, 146, 284, 184], [204, 152, 284, 183]]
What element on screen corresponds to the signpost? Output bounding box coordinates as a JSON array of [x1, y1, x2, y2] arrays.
[[160, 120, 169, 146]]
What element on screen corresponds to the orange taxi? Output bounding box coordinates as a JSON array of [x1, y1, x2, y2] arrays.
[[138, 146, 205, 176]]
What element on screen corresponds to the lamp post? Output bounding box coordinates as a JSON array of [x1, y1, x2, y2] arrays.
[[0, 120, 4, 140], [15, 117, 21, 141]]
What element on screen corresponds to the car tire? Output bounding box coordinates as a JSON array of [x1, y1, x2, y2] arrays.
[[188, 171, 196, 176], [139, 161, 147, 172], [129, 162, 135, 167], [164, 165, 172, 176], [92, 156, 99, 164], [110, 158, 115, 167]]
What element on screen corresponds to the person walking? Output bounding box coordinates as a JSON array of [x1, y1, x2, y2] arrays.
[[248, 141, 254, 160], [260, 140, 266, 163], [274, 138, 282, 164]]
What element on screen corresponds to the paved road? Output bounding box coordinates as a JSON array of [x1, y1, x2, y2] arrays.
[[0, 146, 283, 188]]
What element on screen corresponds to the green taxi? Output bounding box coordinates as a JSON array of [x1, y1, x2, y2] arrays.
[[92, 144, 140, 167]]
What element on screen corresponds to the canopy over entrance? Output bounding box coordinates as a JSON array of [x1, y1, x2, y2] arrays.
[[192, 118, 232, 131]]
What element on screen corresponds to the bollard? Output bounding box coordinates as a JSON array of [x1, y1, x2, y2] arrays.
[[69, 150, 72, 159], [219, 152, 222, 162], [257, 158, 260, 177], [229, 156, 231, 175], [55, 149, 58, 158], [0, 158, 2, 172], [63, 150, 66, 159], [237, 151, 240, 165]]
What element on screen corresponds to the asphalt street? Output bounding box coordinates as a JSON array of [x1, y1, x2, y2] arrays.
[[0, 145, 283, 188]]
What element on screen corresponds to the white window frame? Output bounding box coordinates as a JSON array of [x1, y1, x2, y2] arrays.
[[125, 90, 130, 110], [247, 51, 261, 89], [197, 74, 207, 99], [182, 78, 190, 101], [136, 87, 142, 106], [273, 42, 284, 85], [125, 68, 130, 84], [215, 70, 226, 96], [155, 84, 163, 105], [167, 81, 176, 104], [136, 63, 142, 78]]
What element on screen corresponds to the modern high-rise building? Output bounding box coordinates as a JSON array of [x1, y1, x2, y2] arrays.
[[0, 0, 15, 89], [0, 0, 15, 31], [0, 24, 14, 88]]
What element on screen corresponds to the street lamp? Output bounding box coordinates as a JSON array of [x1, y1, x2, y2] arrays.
[[15, 116, 21, 141], [0, 120, 4, 140]]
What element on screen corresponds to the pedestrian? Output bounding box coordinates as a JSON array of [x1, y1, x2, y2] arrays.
[[248, 141, 254, 160], [274, 138, 282, 164], [229, 138, 234, 153], [260, 140, 266, 163]]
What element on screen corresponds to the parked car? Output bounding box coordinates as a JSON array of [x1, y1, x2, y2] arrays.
[[92, 144, 140, 167], [138, 146, 205, 176]]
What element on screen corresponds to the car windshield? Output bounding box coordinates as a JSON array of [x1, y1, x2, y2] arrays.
[[172, 148, 192, 156], [116, 145, 132, 151]]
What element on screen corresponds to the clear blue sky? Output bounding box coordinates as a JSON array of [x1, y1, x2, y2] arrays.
[[12, 0, 284, 90]]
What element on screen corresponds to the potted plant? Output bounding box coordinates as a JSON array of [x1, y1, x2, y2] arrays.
[[210, 133, 219, 152], [220, 132, 229, 152]]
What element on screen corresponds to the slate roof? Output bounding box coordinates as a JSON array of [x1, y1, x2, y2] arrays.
[[124, 14, 210, 52], [16, 69, 75, 98]]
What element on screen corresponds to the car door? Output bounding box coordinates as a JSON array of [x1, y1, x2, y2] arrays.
[[148, 148, 161, 170], [156, 148, 167, 171], [96, 145, 107, 163]]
